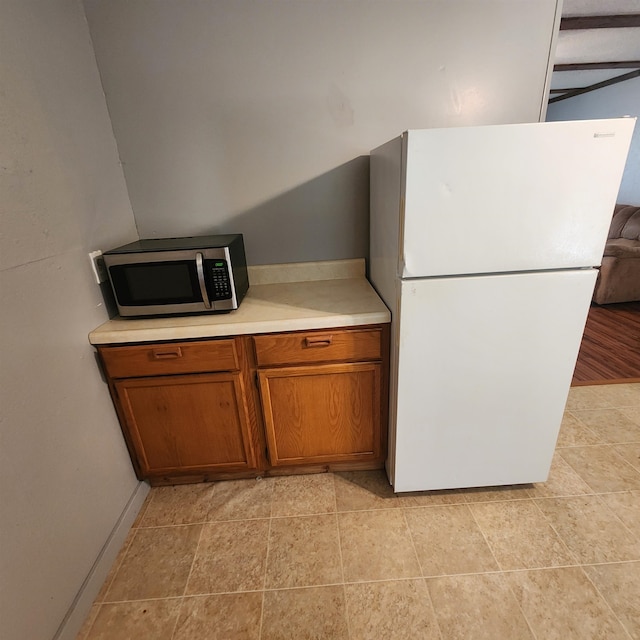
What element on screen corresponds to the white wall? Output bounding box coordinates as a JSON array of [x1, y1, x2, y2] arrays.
[[84, 0, 561, 265], [547, 77, 640, 205], [0, 2, 142, 639]]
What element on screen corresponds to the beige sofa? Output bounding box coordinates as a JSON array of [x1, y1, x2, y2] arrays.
[[592, 204, 640, 305]]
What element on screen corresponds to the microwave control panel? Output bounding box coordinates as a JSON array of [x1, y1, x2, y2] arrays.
[[207, 260, 232, 299]]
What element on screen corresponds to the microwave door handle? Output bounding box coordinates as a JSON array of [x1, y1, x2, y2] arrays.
[[195, 253, 212, 309]]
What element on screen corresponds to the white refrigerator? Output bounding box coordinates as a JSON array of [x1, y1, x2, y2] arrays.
[[369, 118, 635, 493]]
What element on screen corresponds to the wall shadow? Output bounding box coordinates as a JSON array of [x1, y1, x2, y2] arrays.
[[211, 156, 370, 267]]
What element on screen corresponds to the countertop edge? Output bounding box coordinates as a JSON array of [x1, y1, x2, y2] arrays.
[[89, 269, 391, 346], [89, 311, 390, 345]]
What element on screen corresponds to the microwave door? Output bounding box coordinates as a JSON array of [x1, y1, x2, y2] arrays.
[[195, 253, 212, 309], [106, 255, 209, 316]]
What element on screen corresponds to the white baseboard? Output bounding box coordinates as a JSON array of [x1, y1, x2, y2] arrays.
[[53, 481, 151, 640]]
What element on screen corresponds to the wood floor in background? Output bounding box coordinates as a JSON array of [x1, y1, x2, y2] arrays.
[[572, 301, 640, 386]]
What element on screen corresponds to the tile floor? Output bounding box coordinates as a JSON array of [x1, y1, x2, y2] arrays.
[[78, 383, 640, 639]]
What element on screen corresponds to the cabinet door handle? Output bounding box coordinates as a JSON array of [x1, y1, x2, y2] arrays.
[[151, 347, 183, 359], [304, 335, 333, 347]]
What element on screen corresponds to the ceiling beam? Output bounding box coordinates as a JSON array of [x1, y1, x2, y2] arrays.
[[554, 61, 640, 71], [549, 69, 640, 103], [560, 14, 640, 30]]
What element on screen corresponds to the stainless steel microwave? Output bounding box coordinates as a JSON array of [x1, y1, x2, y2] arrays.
[[103, 234, 249, 317]]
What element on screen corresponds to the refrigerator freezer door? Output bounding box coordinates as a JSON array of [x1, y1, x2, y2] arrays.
[[392, 268, 596, 492], [401, 118, 635, 278]]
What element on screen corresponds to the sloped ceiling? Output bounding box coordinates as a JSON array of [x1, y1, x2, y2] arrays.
[[549, 0, 640, 103]]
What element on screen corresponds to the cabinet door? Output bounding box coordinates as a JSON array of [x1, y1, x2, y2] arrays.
[[115, 372, 256, 476], [258, 362, 382, 466]]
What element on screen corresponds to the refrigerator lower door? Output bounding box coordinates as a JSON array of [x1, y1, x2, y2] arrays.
[[392, 268, 597, 492]]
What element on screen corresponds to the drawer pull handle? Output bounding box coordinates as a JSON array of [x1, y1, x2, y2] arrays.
[[305, 335, 333, 347], [152, 347, 183, 360]]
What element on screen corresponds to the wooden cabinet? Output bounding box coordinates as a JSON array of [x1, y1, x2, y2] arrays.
[[98, 337, 260, 484], [255, 328, 386, 467], [115, 372, 255, 476], [97, 324, 388, 485]]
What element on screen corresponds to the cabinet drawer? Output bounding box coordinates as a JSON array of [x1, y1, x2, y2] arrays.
[[253, 328, 382, 366], [99, 339, 240, 378]]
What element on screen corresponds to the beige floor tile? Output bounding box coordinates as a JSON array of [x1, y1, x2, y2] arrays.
[[469, 500, 574, 570], [584, 562, 640, 640], [566, 386, 615, 411], [461, 484, 532, 503], [270, 473, 336, 517], [621, 405, 640, 425], [536, 496, 640, 563], [334, 469, 399, 511], [613, 442, 640, 473], [344, 579, 440, 639], [570, 408, 640, 444], [599, 490, 640, 533], [186, 520, 269, 595], [405, 505, 499, 576], [528, 453, 593, 498], [505, 567, 629, 639], [139, 483, 216, 526], [556, 411, 602, 448], [105, 525, 201, 601], [594, 383, 640, 408], [261, 586, 349, 640], [338, 509, 421, 582], [205, 477, 273, 521], [265, 514, 342, 588], [559, 445, 640, 492], [396, 488, 466, 506], [427, 573, 534, 639], [172, 593, 263, 640], [84, 598, 182, 640]]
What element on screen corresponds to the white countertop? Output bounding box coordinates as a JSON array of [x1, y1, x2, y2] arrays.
[[89, 259, 391, 345]]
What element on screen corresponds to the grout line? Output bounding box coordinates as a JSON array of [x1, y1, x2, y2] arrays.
[[579, 566, 635, 640], [331, 476, 352, 640], [422, 580, 444, 640], [501, 571, 540, 640], [559, 443, 640, 492], [529, 497, 582, 566], [180, 522, 206, 598], [97, 595, 193, 605], [593, 493, 640, 544], [400, 506, 444, 640], [136, 514, 272, 529], [497, 569, 540, 640], [99, 564, 640, 604], [466, 502, 505, 573], [580, 559, 640, 569], [400, 506, 426, 578], [168, 522, 206, 640], [605, 444, 640, 477], [557, 439, 640, 449], [258, 496, 274, 639]]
